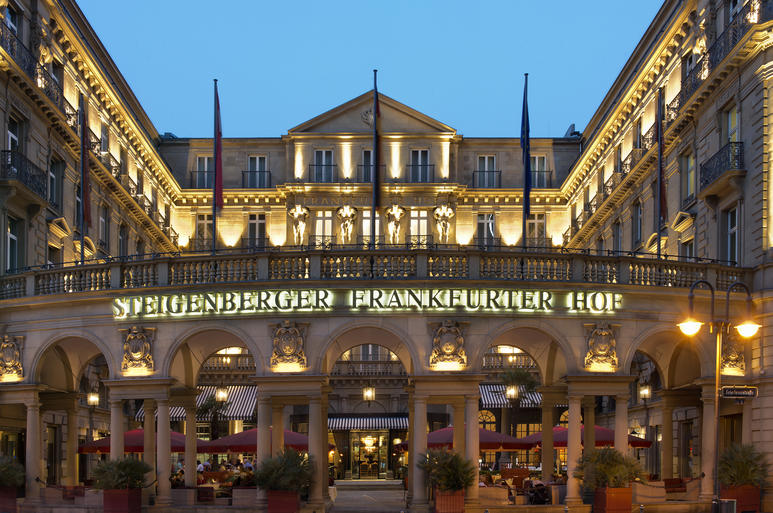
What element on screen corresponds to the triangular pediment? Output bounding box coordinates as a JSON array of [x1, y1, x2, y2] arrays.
[[289, 91, 456, 135]]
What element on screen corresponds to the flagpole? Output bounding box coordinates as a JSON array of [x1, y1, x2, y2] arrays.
[[371, 69, 379, 251], [656, 88, 663, 260], [521, 73, 531, 252], [212, 79, 218, 255]]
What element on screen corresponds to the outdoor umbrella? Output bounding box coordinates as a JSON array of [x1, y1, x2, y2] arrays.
[[512, 425, 651, 448], [203, 428, 333, 453], [397, 426, 532, 451], [78, 428, 210, 453]]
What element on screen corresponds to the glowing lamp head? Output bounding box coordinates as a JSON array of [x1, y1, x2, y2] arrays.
[[735, 320, 760, 339], [215, 387, 228, 402], [87, 391, 100, 406], [505, 385, 519, 400], [363, 386, 375, 402], [639, 385, 651, 400], [678, 318, 703, 336]]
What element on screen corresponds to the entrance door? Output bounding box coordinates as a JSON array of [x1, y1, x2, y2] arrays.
[[350, 431, 388, 479]]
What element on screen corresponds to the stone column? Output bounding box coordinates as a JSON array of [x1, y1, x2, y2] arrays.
[[406, 395, 414, 504], [24, 401, 41, 503], [614, 394, 629, 454], [109, 399, 124, 460], [308, 397, 324, 508], [156, 399, 172, 505], [464, 395, 479, 505], [661, 403, 674, 479], [541, 399, 554, 481], [412, 395, 429, 512], [566, 395, 582, 505], [500, 407, 511, 437], [184, 405, 197, 488], [583, 396, 596, 455], [271, 406, 284, 456], [700, 388, 716, 501], [321, 395, 329, 500], [452, 401, 465, 455], [143, 399, 156, 496], [65, 407, 78, 486], [256, 397, 271, 509]]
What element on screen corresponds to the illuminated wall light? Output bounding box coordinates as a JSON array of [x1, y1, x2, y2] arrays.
[[499, 219, 521, 246], [340, 142, 352, 180], [177, 234, 190, 247], [585, 361, 616, 373], [122, 366, 152, 377], [505, 385, 519, 400], [362, 385, 375, 402], [721, 365, 745, 377], [440, 140, 450, 179], [294, 145, 305, 180], [268, 213, 287, 247], [390, 142, 401, 179], [455, 221, 474, 245], [272, 362, 305, 373], [218, 218, 244, 247], [215, 387, 229, 402], [87, 392, 100, 406], [0, 372, 22, 383], [430, 361, 465, 372]]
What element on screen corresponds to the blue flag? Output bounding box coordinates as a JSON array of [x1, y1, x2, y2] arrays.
[[521, 74, 531, 219]]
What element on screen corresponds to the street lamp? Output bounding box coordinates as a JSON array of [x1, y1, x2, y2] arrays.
[[505, 384, 519, 400], [87, 391, 100, 407], [677, 280, 759, 513], [362, 385, 375, 404], [215, 386, 229, 403]]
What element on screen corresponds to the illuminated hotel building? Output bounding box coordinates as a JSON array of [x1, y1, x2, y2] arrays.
[[0, 0, 771, 511]]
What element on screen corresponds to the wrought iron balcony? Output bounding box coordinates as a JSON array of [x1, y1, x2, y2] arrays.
[[353, 164, 385, 184], [242, 170, 271, 188], [331, 360, 406, 377], [472, 170, 501, 188], [189, 171, 213, 189], [188, 237, 214, 252], [241, 237, 268, 251], [405, 164, 435, 183], [0, 150, 48, 201], [356, 235, 385, 249], [471, 237, 502, 250], [310, 235, 336, 249], [201, 354, 256, 372], [407, 235, 434, 249], [482, 353, 538, 370], [531, 169, 553, 188], [308, 164, 338, 183], [621, 149, 643, 174], [699, 141, 744, 193]]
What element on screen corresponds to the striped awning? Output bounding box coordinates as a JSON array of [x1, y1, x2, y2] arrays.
[[328, 415, 408, 430], [479, 383, 542, 409], [136, 385, 256, 422]]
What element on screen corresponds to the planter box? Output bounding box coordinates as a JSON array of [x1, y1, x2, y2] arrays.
[[232, 487, 257, 506], [0, 486, 16, 513], [434, 489, 464, 513], [170, 488, 195, 505], [103, 488, 142, 513], [267, 490, 300, 513], [722, 485, 761, 513], [593, 487, 632, 513]]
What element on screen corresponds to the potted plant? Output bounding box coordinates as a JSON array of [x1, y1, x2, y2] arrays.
[[254, 448, 313, 513], [574, 447, 644, 513], [417, 449, 476, 513], [718, 444, 769, 513], [0, 457, 24, 513], [92, 458, 152, 513]]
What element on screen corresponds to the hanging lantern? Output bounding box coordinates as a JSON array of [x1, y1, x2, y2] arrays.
[[215, 386, 228, 402], [505, 384, 519, 400], [87, 391, 99, 406], [639, 384, 651, 400], [362, 385, 375, 403]]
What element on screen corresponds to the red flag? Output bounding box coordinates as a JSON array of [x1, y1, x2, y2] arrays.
[[79, 94, 91, 226], [213, 81, 223, 211]]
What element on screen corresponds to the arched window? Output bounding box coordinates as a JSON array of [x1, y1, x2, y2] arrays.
[[478, 410, 496, 431], [558, 409, 569, 427], [481, 345, 537, 370]]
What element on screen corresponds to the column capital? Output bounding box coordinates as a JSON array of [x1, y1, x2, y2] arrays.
[[464, 394, 479, 403], [615, 393, 631, 402], [156, 397, 169, 406], [109, 399, 123, 408], [582, 396, 596, 408], [257, 396, 271, 406], [567, 394, 583, 403], [414, 394, 428, 404], [24, 401, 41, 410]]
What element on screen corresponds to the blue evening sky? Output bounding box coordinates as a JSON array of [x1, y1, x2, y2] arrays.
[[77, 1, 662, 139]]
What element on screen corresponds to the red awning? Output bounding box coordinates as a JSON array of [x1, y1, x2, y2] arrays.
[[77, 429, 210, 454], [202, 428, 334, 454], [512, 425, 652, 448], [398, 427, 532, 451]]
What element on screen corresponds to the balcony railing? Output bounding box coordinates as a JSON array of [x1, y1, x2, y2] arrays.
[[190, 171, 213, 189], [308, 164, 338, 183], [621, 149, 643, 175], [241, 237, 268, 251], [242, 170, 271, 188], [531, 169, 553, 188], [482, 353, 538, 370], [353, 164, 385, 184], [331, 360, 407, 377], [407, 235, 434, 249], [0, 150, 48, 200], [472, 170, 502, 188], [201, 354, 256, 372], [188, 238, 214, 252], [472, 237, 502, 250], [405, 164, 435, 183], [309, 235, 335, 249], [642, 123, 657, 152], [700, 141, 744, 190]]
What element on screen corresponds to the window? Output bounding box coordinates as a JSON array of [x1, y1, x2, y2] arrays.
[[135, 239, 145, 257], [478, 410, 496, 431], [724, 105, 738, 143], [615, 145, 623, 173], [531, 155, 548, 187], [632, 201, 642, 247], [313, 150, 334, 183], [724, 206, 738, 263], [596, 237, 604, 253], [151, 187, 158, 213], [247, 156, 268, 188], [680, 238, 694, 259], [361, 149, 373, 183], [612, 221, 622, 252], [5, 4, 18, 35], [48, 159, 64, 209], [477, 213, 496, 247], [100, 123, 109, 154], [313, 210, 334, 247], [74, 183, 82, 230], [196, 214, 213, 247], [196, 156, 213, 188], [119, 148, 128, 176], [118, 224, 128, 258], [526, 213, 546, 244], [681, 152, 696, 202], [51, 60, 64, 86], [98, 205, 109, 248], [476, 155, 497, 187], [247, 213, 266, 248], [633, 118, 642, 150], [410, 149, 430, 183], [6, 216, 19, 272], [408, 210, 430, 245], [46, 245, 61, 267], [361, 209, 381, 245], [136, 170, 144, 195], [7, 117, 19, 153]]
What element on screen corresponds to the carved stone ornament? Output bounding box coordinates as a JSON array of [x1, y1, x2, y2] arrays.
[[385, 204, 405, 245], [361, 108, 374, 128], [337, 205, 357, 244], [288, 205, 309, 245], [584, 322, 618, 371], [429, 320, 467, 368], [0, 334, 23, 378], [119, 326, 155, 373], [433, 205, 455, 244], [722, 330, 746, 376], [270, 320, 308, 369]]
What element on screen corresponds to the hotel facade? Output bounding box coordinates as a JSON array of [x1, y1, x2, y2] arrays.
[[0, 0, 771, 511]]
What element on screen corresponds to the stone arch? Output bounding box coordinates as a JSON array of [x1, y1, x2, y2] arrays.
[[164, 324, 263, 388], [472, 320, 574, 384], [31, 330, 117, 389], [318, 321, 417, 375], [622, 326, 708, 389], [668, 341, 703, 389]]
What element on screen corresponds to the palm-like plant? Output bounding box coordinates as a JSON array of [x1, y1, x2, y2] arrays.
[[718, 444, 769, 488], [417, 449, 476, 492]]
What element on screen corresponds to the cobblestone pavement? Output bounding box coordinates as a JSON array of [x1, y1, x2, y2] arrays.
[[329, 488, 407, 513]]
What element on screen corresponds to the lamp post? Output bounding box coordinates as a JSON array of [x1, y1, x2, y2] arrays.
[[677, 280, 760, 513]]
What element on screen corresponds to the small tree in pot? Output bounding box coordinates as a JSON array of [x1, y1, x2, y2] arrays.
[[0, 457, 24, 513], [254, 449, 313, 513], [718, 444, 769, 513], [417, 449, 476, 513], [92, 458, 151, 513], [574, 448, 644, 513]]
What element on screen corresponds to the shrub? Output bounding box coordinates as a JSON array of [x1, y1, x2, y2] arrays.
[[0, 457, 24, 488], [718, 444, 769, 488], [92, 458, 151, 490], [417, 449, 476, 492], [573, 447, 645, 489], [254, 448, 313, 492]]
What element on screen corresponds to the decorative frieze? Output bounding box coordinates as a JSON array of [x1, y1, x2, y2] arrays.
[[119, 326, 155, 376], [429, 320, 467, 371], [722, 330, 745, 377], [270, 320, 308, 372]]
